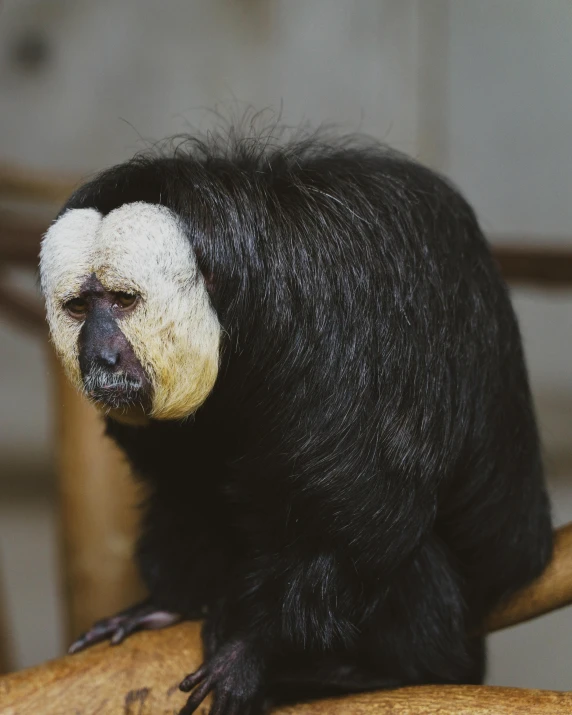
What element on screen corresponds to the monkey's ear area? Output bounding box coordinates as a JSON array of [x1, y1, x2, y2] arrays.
[[201, 269, 216, 296], [194, 248, 216, 296]]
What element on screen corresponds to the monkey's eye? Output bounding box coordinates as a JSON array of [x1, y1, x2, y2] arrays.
[[64, 297, 89, 319], [114, 292, 138, 310]]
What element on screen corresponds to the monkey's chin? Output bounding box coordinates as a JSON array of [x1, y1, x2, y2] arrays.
[[85, 381, 152, 426], [98, 403, 150, 426], [88, 388, 151, 425]]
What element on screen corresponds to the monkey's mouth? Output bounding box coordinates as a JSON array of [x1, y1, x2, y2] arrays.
[[83, 367, 151, 412]]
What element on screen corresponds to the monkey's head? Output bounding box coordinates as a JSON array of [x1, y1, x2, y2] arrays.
[[40, 202, 221, 423]]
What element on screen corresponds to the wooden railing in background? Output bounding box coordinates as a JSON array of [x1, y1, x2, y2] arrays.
[[2, 216, 572, 331], [0, 162, 78, 205], [494, 245, 572, 288]]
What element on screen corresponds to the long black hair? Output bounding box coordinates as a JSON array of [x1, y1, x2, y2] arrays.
[[64, 127, 552, 692]]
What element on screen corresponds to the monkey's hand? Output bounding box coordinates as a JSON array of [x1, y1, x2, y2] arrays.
[[179, 639, 265, 715], [68, 598, 182, 653]]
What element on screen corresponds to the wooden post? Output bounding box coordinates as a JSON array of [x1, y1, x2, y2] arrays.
[[0, 571, 11, 674], [51, 355, 147, 642]]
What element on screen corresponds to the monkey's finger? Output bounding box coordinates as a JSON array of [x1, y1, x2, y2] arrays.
[[68, 622, 120, 654], [179, 676, 214, 714], [110, 624, 135, 646], [110, 610, 181, 645], [179, 663, 209, 692]]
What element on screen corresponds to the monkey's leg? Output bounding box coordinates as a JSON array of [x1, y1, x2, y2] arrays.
[[68, 598, 186, 653], [268, 658, 404, 703], [362, 536, 486, 687], [174, 589, 272, 715], [67, 473, 230, 656]]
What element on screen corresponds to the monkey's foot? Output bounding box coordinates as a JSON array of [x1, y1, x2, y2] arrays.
[[179, 640, 265, 715], [68, 599, 181, 654]]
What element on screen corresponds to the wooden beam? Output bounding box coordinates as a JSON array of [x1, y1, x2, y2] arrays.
[[0, 280, 46, 334], [51, 356, 147, 641], [1, 206, 572, 290], [0, 163, 78, 205], [0, 216, 48, 264], [0, 163, 571, 288], [493, 245, 572, 288]]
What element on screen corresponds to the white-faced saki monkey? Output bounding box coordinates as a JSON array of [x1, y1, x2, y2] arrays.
[[40, 129, 552, 715]]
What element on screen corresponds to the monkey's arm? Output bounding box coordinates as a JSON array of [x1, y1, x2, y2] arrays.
[[68, 486, 230, 653], [176, 475, 435, 713], [69, 419, 233, 653]]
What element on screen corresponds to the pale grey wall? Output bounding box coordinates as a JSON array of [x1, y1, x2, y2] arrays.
[[0, 0, 420, 172], [448, 0, 572, 239]]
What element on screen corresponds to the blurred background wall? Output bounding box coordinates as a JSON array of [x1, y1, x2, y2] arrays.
[[0, 0, 570, 688]]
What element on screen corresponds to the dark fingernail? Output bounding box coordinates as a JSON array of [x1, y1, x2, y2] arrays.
[[110, 630, 125, 645], [179, 675, 194, 692], [68, 641, 83, 655]]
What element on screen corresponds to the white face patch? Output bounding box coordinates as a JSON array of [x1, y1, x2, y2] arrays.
[[40, 202, 221, 421]]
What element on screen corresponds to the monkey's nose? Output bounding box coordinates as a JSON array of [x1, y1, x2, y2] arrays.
[[97, 349, 120, 368]]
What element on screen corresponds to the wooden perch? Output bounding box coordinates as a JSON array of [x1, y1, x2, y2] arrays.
[[2, 523, 572, 714], [1, 624, 570, 715], [1, 625, 571, 714]]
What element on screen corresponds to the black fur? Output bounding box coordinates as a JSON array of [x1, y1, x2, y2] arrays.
[[62, 130, 552, 712]]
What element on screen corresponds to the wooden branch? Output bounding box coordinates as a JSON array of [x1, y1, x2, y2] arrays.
[[2, 523, 572, 713], [1, 624, 571, 714]]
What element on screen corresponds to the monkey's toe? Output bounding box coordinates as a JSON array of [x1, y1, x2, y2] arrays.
[[178, 640, 265, 715], [68, 599, 181, 654]]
